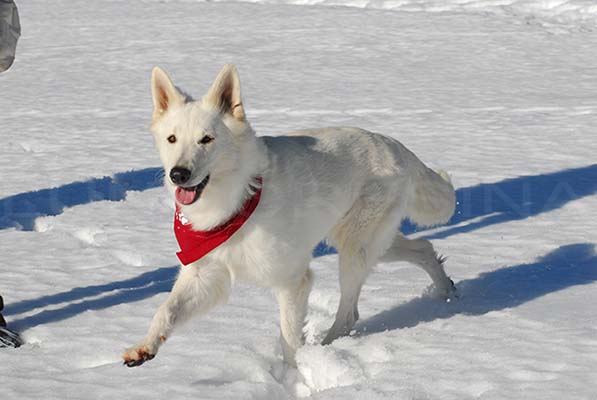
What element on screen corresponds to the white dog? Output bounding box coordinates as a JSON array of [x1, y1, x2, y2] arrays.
[[123, 65, 456, 367]]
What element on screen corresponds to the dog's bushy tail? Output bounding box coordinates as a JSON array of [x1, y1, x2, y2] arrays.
[[407, 167, 455, 227]]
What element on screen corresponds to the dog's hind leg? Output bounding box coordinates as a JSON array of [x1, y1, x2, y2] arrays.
[[123, 263, 231, 367], [322, 247, 369, 345], [274, 268, 313, 366], [381, 234, 455, 298], [323, 192, 404, 345]]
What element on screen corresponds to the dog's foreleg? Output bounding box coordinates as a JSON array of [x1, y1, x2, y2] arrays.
[[123, 263, 231, 367], [274, 268, 313, 366]]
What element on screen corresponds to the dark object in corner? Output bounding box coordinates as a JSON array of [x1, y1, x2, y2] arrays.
[[0, 295, 23, 348]]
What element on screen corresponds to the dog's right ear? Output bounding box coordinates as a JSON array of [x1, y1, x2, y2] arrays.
[[151, 67, 183, 121]]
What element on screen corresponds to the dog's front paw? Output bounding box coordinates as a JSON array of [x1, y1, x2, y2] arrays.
[[122, 346, 156, 368]]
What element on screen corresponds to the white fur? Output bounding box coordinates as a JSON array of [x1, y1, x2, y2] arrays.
[[123, 65, 456, 367]]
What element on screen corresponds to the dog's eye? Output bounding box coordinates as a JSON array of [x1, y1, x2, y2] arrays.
[[167, 135, 176, 144], [199, 135, 214, 145]]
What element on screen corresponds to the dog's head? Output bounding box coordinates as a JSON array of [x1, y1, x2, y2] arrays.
[[150, 65, 256, 206]]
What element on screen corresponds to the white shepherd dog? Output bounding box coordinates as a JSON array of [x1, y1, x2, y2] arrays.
[[123, 65, 456, 367]]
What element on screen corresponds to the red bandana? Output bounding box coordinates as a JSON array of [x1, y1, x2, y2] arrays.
[[174, 177, 263, 266]]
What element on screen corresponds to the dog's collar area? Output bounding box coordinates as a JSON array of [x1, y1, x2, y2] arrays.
[[174, 177, 263, 265]]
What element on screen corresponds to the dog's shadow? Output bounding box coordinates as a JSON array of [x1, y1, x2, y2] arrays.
[[6, 266, 178, 331], [356, 243, 597, 336]]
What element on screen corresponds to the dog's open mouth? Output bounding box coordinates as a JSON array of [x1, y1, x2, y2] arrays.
[[175, 175, 210, 205]]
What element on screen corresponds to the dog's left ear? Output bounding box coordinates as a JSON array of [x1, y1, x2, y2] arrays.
[[204, 64, 245, 121]]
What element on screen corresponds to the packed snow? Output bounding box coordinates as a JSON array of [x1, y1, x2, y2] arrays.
[[1, 0, 597, 399]]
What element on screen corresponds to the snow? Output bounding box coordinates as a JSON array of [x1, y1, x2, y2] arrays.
[[133, 0, 597, 27], [1, 0, 597, 398]]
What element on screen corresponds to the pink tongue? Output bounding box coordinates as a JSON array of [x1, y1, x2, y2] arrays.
[[175, 187, 197, 205]]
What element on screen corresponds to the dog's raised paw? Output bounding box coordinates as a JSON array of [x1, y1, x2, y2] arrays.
[[122, 347, 155, 368], [424, 279, 459, 302], [443, 279, 460, 302]]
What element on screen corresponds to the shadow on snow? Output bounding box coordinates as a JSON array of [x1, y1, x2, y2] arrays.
[[418, 163, 597, 240], [0, 167, 163, 231], [6, 266, 178, 331], [357, 243, 597, 335]]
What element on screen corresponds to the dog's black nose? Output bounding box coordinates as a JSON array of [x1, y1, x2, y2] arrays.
[[170, 167, 191, 185]]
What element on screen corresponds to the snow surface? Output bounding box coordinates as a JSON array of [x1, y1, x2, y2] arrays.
[[1, 0, 597, 398], [133, 0, 597, 28]]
